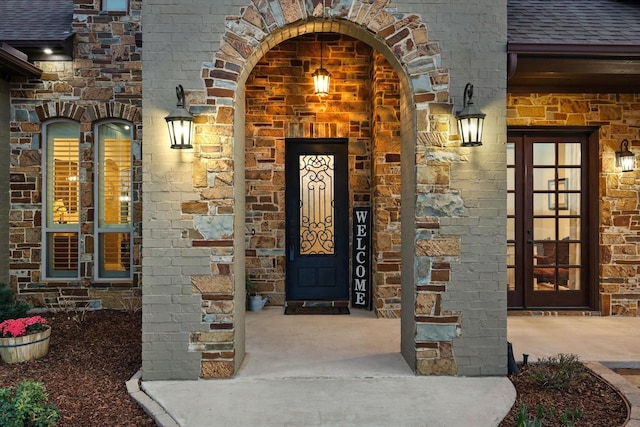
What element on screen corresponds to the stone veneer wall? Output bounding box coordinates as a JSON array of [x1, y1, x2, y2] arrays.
[[142, 0, 507, 380], [371, 51, 402, 317], [1, 79, 9, 285], [508, 93, 640, 316], [7, 0, 142, 307], [243, 34, 374, 308], [242, 34, 404, 317]]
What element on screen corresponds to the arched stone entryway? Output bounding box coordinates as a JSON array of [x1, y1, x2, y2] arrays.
[[243, 33, 403, 317], [141, 0, 507, 381], [194, 0, 457, 378]]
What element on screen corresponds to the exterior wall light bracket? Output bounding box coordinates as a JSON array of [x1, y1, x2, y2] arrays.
[[165, 85, 194, 149], [455, 82, 486, 147]]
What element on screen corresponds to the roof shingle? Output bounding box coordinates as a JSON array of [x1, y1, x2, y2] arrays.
[[0, 0, 73, 43], [508, 0, 640, 45]]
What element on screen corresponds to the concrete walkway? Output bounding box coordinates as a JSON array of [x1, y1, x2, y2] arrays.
[[135, 310, 640, 427]]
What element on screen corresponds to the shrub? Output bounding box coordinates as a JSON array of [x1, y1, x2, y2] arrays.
[[529, 353, 585, 390], [0, 381, 59, 427], [0, 283, 31, 323]]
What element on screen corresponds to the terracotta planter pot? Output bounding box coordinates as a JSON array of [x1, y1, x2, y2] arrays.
[[0, 325, 51, 364]]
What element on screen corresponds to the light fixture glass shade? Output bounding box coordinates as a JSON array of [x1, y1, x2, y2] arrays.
[[165, 85, 194, 149], [616, 139, 635, 172], [313, 67, 330, 97], [457, 114, 485, 147], [455, 83, 486, 147]]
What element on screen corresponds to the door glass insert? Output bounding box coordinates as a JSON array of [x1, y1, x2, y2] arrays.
[[507, 142, 516, 291], [532, 140, 582, 293], [299, 154, 335, 255]]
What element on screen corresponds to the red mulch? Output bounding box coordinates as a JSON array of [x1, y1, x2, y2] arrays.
[[0, 310, 155, 427], [499, 363, 628, 426]]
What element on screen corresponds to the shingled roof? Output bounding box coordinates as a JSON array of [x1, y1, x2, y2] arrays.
[[0, 0, 74, 62], [0, 0, 73, 44], [508, 0, 640, 48]]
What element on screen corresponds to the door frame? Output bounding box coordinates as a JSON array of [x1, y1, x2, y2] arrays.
[[507, 127, 600, 310], [284, 137, 349, 302]]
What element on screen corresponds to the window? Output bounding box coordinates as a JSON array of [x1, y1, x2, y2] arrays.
[[102, 0, 127, 12], [43, 120, 80, 279], [95, 121, 133, 279]]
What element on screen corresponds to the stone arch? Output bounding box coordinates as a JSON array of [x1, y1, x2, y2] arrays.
[[35, 102, 86, 122], [83, 102, 141, 123], [35, 101, 141, 124], [190, 0, 459, 377]]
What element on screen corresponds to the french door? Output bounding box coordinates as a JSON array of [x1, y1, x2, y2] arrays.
[[507, 130, 598, 309]]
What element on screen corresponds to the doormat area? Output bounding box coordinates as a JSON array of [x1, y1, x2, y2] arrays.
[[284, 306, 350, 315]]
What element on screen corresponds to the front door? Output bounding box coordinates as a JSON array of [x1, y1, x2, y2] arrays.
[[285, 138, 349, 301], [507, 131, 597, 309]]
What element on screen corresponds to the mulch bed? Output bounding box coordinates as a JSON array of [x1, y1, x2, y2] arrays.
[[1, 310, 631, 427], [499, 363, 628, 426], [0, 310, 155, 426]]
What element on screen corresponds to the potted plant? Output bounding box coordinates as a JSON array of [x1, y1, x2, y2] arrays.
[[0, 282, 49, 363], [0, 315, 51, 363]]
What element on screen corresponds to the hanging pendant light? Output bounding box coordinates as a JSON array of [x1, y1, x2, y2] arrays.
[[313, 33, 330, 97]]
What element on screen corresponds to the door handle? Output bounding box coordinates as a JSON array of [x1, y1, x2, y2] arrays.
[[289, 244, 295, 261]]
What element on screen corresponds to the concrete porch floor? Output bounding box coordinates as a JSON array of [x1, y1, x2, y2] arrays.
[[138, 309, 640, 427]]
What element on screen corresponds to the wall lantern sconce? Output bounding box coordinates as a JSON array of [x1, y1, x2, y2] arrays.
[[164, 85, 194, 149], [455, 82, 486, 147], [312, 34, 330, 97], [616, 139, 635, 172]]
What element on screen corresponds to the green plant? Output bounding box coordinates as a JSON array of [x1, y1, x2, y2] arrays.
[[0, 381, 59, 426], [0, 283, 31, 323], [246, 276, 256, 295], [529, 353, 585, 390], [559, 407, 583, 426], [516, 403, 557, 427]]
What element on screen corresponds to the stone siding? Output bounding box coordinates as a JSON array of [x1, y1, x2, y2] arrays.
[[1, 79, 9, 285], [8, 0, 143, 307], [508, 93, 640, 316], [372, 51, 402, 318], [244, 34, 375, 308]]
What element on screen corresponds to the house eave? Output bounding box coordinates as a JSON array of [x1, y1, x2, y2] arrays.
[[507, 43, 640, 93], [0, 43, 42, 78]]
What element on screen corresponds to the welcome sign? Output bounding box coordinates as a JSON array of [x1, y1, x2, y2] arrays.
[[351, 207, 371, 310]]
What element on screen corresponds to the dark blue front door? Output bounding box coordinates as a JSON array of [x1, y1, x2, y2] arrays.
[[285, 138, 349, 301]]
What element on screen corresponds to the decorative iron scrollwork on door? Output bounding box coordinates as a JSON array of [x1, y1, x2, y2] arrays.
[[299, 154, 335, 255]]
